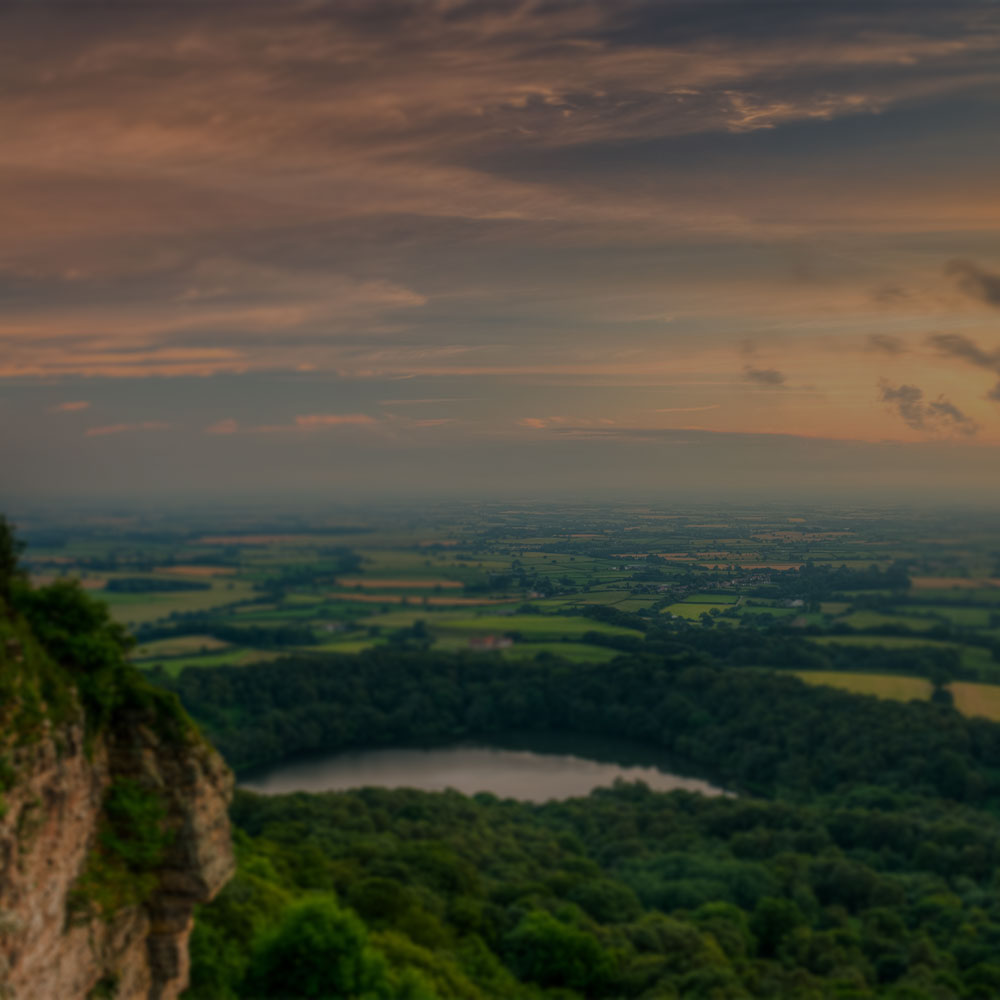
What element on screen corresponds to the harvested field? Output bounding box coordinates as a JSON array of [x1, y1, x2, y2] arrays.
[[911, 577, 1000, 590], [158, 565, 237, 576]]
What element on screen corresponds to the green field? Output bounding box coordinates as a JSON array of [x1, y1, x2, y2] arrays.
[[906, 605, 993, 627], [683, 593, 741, 604], [808, 634, 997, 677], [836, 610, 935, 632], [664, 603, 733, 619], [142, 647, 277, 677], [132, 634, 230, 659], [737, 604, 798, 618], [435, 614, 641, 639], [104, 578, 256, 626]]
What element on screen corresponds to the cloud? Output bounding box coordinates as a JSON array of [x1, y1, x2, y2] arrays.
[[294, 413, 378, 430], [52, 400, 90, 412], [85, 421, 170, 437], [655, 405, 720, 413], [205, 418, 239, 435], [3, 0, 1000, 411], [377, 398, 466, 406], [928, 332, 1000, 373], [945, 259, 1000, 307], [518, 416, 616, 430], [406, 417, 455, 428], [928, 333, 1000, 403], [743, 366, 786, 387], [878, 381, 978, 436], [866, 334, 907, 356]]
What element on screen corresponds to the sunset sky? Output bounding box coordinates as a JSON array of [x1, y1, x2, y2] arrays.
[[4, 0, 1000, 501]]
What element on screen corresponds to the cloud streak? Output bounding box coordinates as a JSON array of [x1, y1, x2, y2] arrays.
[[946, 259, 1000, 307], [85, 421, 171, 438], [928, 332, 1000, 402], [878, 381, 978, 436], [743, 366, 786, 387]]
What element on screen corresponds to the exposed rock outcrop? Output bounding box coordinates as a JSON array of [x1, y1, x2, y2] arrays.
[[0, 702, 234, 1000]]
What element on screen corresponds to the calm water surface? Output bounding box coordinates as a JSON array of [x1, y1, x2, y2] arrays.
[[240, 735, 727, 802]]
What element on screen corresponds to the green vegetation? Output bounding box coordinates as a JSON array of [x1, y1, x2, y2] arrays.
[[69, 778, 173, 919], [179, 643, 1000, 998], [188, 781, 1000, 998], [1, 521, 197, 923], [106, 576, 212, 593]]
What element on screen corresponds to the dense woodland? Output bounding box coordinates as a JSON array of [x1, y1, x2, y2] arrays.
[[162, 641, 992, 798], [184, 782, 1000, 999], [167, 641, 1000, 998]]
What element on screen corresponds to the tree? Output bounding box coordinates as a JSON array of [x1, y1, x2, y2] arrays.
[[503, 910, 615, 994], [0, 515, 25, 603], [242, 897, 389, 999]]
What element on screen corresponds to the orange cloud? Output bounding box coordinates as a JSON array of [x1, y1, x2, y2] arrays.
[[294, 414, 378, 430], [655, 405, 720, 413], [52, 400, 90, 412], [85, 421, 170, 437], [205, 418, 239, 435]]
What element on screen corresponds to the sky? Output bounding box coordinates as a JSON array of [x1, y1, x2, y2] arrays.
[[3, 0, 1000, 502]]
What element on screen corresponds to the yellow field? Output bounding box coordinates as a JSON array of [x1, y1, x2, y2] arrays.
[[950, 682, 1000, 722], [793, 672, 1000, 723], [30, 574, 106, 590], [157, 565, 237, 577], [793, 671, 931, 701], [910, 577, 1000, 590]]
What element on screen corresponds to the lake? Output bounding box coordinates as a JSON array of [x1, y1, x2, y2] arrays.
[[240, 733, 728, 802]]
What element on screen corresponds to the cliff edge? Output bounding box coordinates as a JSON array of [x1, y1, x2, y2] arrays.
[[0, 580, 234, 1000]]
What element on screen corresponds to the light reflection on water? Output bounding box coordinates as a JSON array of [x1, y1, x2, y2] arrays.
[[240, 743, 728, 802]]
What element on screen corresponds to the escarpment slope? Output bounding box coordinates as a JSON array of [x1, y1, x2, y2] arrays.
[[0, 582, 234, 1000]]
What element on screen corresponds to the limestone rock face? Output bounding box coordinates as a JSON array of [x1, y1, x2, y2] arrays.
[[0, 711, 234, 1000]]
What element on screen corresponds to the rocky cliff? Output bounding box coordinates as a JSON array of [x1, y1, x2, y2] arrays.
[[0, 605, 234, 1000]]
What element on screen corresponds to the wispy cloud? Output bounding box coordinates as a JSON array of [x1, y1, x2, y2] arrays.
[[205, 418, 239, 435], [294, 413, 378, 431], [743, 366, 786, 387], [878, 380, 978, 436], [946, 259, 1000, 307], [928, 332, 1000, 371], [866, 334, 907, 356], [655, 404, 720, 413], [85, 421, 170, 438], [518, 416, 616, 430], [51, 400, 90, 412], [928, 332, 1000, 401]]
